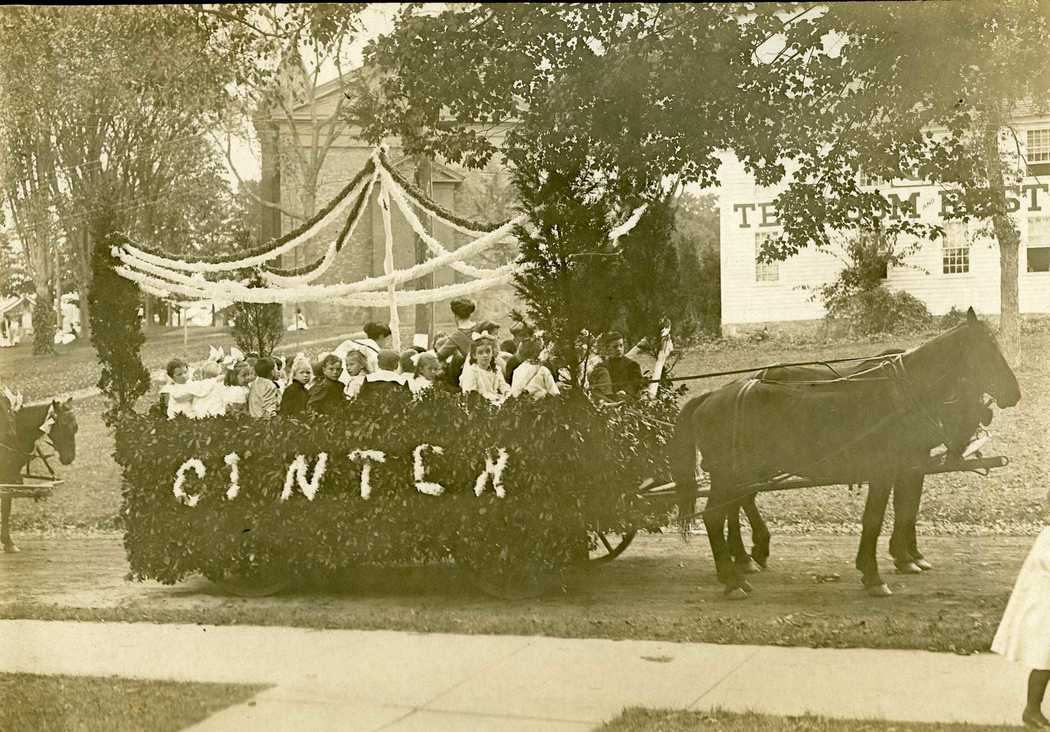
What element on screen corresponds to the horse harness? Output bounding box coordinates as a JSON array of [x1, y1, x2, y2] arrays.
[[728, 352, 976, 487]]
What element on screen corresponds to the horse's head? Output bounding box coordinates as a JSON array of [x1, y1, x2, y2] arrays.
[[960, 308, 1021, 409], [46, 398, 77, 465]]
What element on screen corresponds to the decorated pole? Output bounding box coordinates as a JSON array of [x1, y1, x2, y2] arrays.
[[413, 153, 435, 347]]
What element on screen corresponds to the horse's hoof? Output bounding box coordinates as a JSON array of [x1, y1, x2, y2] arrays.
[[914, 558, 932, 571], [737, 558, 763, 575], [865, 583, 892, 597], [738, 579, 754, 593], [724, 587, 749, 601], [895, 562, 922, 575], [2, 542, 20, 554]]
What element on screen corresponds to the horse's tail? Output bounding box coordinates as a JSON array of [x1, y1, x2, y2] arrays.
[[670, 393, 706, 536]]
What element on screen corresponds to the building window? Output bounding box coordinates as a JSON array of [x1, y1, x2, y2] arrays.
[[755, 233, 779, 282], [858, 171, 882, 188], [1028, 216, 1050, 273], [1027, 129, 1050, 176], [941, 222, 970, 275]]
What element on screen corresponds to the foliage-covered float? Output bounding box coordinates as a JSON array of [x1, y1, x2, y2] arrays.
[[115, 390, 674, 598]]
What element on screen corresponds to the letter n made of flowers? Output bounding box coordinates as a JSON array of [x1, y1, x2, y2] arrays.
[[280, 453, 328, 501]]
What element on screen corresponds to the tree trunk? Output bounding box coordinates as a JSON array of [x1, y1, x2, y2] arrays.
[[982, 126, 1021, 366], [32, 282, 55, 356], [414, 154, 435, 344], [74, 227, 93, 342]]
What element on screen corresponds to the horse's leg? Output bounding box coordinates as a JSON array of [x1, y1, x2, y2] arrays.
[[1, 496, 17, 553], [890, 471, 926, 573], [855, 477, 892, 596], [728, 499, 762, 575], [704, 477, 748, 599], [741, 495, 770, 569]]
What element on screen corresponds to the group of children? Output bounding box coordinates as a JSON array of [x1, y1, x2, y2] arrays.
[[158, 298, 648, 421]]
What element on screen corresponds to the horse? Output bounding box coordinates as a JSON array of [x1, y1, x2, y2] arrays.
[[670, 308, 1020, 599], [0, 395, 78, 552]]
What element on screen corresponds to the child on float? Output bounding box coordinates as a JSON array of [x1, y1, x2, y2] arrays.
[[992, 487, 1050, 729], [186, 359, 227, 419], [307, 353, 346, 415], [224, 361, 255, 414], [409, 351, 444, 396], [248, 357, 279, 418], [460, 330, 509, 404], [160, 358, 196, 419], [356, 349, 410, 401], [509, 338, 560, 400], [342, 347, 372, 400], [279, 354, 312, 417]]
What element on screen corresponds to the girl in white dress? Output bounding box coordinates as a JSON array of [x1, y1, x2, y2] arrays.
[[992, 490, 1050, 728], [460, 332, 509, 404], [509, 339, 560, 400]]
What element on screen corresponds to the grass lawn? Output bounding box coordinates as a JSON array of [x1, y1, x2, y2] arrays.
[[8, 329, 1048, 532], [0, 323, 355, 401], [598, 708, 1020, 731], [0, 672, 266, 732]]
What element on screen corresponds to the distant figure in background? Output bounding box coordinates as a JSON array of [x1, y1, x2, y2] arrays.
[[601, 330, 645, 398], [286, 307, 309, 332], [248, 357, 279, 418]]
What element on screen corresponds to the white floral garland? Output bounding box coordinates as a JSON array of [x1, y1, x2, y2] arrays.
[[376, 154, 496, 238], [173, 458, 206, 507], [262, 171, 379, 287], [116, 250, 519, 307], [224, 452, 240, 500], [413, 444, 445, 496], [473, 448, 510, 499], [114, 214, 523, 304], [122, 160, 376, 273], [280, 453, 328, 502], [348, 449, 386, 500], [380, 166, 520, 279]]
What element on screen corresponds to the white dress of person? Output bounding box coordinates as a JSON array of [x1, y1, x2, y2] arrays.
[[509, 361, 561, 400], [344, 372, 366, 399], [333, 337, 380, 377], [460, 362, 510, 404], [992, 526, 1050, 669], [409, 375, 434, 397]]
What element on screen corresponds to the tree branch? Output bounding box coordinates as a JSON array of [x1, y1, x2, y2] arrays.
[[212, 131, 306, 221]]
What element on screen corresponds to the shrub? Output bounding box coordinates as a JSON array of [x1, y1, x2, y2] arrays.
[[837, 288, 933, 336], [229, 301, 284, 357], [115, 391, 675, 588], [90, 229, 150, 418]]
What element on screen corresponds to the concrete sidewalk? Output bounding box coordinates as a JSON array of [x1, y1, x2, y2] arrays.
[[0, 619, 1028, 731]]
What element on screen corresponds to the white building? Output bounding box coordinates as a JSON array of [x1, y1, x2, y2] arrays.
[[718, 113, 1050, 336]]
